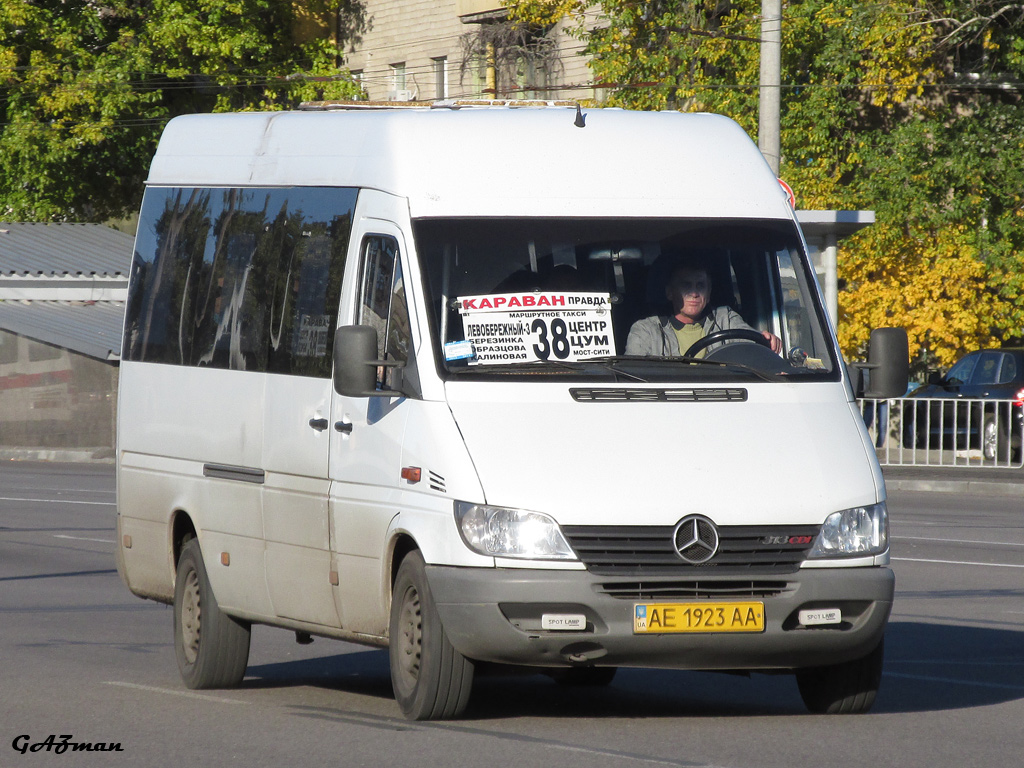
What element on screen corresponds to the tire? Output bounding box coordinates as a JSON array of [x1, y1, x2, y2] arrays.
[[795, 639, 884, 714], [173, 538, 251, 689], [982, 415, 1010, 462], [389, 550, 475, 720], [546, 666, 618, 686]]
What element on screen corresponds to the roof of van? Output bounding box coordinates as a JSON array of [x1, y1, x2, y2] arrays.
[[147, 107, 793, 220]]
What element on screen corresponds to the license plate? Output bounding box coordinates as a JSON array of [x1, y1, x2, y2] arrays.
[[633, 602, 765, 634]]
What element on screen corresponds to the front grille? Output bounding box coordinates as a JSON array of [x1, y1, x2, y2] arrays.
[[596, 579, 794, 601], [562, 524, 819, 576]]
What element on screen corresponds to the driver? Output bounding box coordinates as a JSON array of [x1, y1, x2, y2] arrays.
[[625, 258, 782, 358]]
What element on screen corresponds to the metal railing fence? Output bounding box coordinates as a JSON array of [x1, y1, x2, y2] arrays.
[[860, 396, 1024, 469]]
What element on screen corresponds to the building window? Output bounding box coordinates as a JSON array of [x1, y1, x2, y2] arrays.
[[433, 57, 448, 100], [350, 70, 365, 98], [390, 63, 406, 92]]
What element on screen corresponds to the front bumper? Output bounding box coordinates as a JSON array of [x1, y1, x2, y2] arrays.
[[428, 565, 893, 670]]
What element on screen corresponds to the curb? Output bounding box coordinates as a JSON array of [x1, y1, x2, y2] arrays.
[[0, 448, 115, 464], [883, 477, 1024, 498]]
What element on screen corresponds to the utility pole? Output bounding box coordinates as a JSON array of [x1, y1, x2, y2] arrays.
[[486, 41, 497, 98], [758, 0, 781, 176]]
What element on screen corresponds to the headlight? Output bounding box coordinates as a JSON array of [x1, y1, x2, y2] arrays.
[[808, 502, 888, 559], [454, 501, 576, 560]]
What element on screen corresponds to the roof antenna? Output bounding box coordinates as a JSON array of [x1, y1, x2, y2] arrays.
[[574, 103, 586, 128]]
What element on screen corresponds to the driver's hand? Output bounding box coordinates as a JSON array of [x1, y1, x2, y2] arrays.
[[762, 331, 782, 354]]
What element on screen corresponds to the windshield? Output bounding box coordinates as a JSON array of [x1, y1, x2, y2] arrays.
[[415, 218, 837, 382]]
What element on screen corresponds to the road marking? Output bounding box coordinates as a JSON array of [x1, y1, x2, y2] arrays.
[[104, 682, 248, 705], [0, 568, 116, 582], [54, 535, 115, 544], [294, 708, 710, 767], [12, 486, 113, 496], [891, 659, 1024, 667], [885, 671, 1024, 692], [0, 496, 114, 507], [892, 557, 1024, 569], [894, 535, 1024, 548]]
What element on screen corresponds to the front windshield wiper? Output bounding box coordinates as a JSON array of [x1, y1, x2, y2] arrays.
[[447, 355, 779, 384], [564, 358, 648, 382], [590, 354, 779, 383], [446, 358, 649, 382]]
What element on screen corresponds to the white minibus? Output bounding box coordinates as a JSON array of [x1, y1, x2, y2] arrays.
[[116, 104, 908, 720]]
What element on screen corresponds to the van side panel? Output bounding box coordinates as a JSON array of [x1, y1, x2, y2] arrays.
[[262, 373, 338, 627], [118, 363, 270, 613]]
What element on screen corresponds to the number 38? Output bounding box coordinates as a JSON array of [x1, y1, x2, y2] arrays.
[[532, 318, 570, 360]]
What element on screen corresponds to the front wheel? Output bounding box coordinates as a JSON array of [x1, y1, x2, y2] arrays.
[[173, 538, 251, 689], [389, 551, 475, 720], [795, 639, 884, 714]]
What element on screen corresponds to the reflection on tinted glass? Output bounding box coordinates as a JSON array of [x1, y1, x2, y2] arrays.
[[124, 186, 356, 378], [946, 354, 977, 385], [358, 235, 411, 389], [359, 236, 397, 359], [1000, 355, 1017, 384], [972, 352, 1002, 386]]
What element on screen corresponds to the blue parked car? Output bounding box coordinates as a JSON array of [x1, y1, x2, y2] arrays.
[[902, 348, 1024, 461]]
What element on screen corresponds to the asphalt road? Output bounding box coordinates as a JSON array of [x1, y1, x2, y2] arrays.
[[1, 462, 1023, 768]]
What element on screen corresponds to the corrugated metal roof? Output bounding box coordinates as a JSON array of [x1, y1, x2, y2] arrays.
[[0, 222, 134, 277], [0, 301, 124, 361]]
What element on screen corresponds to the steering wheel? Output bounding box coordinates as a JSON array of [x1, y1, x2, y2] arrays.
[[684, 328, 771, 358]]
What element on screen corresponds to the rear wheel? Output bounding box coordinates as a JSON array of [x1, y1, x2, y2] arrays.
[[390, 551, 475, 720], [795, 639, 884, 714], [173, 538, 251, 689], [982, 415, 1010, 462]]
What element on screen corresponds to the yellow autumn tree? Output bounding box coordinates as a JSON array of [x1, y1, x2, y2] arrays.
[[841, 225, 1006, 369]]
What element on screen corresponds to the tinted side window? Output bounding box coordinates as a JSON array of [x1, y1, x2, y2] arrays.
[[357, 235, 411, 388], [998, 354, 1017, 385], [124, 186, 356, 378], [971, 352, 1001, 386], [946, 354, 977, 385]]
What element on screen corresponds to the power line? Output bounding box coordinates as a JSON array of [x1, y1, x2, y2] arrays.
[[0, 14, 1018, 119]]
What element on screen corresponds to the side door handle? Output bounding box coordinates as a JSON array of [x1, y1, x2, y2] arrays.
[[335, 421, 353, 434], [308, 418, 329, 431]]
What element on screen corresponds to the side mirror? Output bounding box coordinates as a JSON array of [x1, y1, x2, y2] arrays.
[[863, 327, 909, 399], [847, 360, 864, 395], [927, 371, 943, 386], [333, 325, 403, 397]]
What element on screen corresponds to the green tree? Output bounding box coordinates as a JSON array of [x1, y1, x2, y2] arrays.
[[0, 0, 364, 221]]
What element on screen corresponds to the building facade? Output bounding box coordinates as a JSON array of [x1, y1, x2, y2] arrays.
[[341, 0, 596, 102]]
